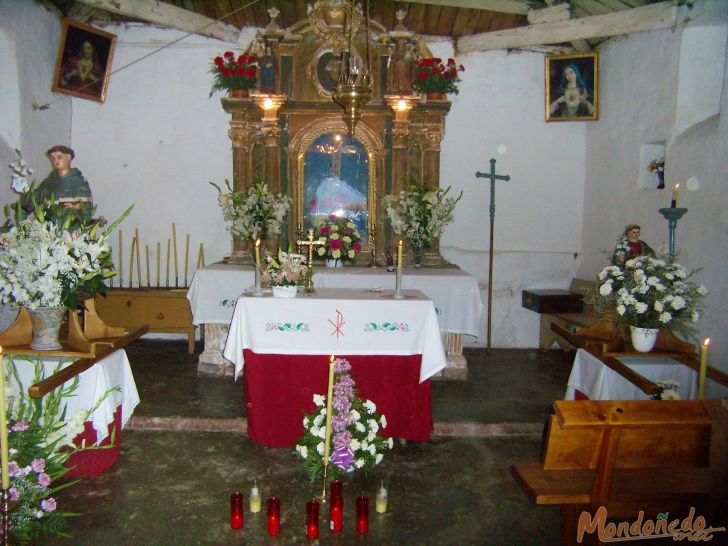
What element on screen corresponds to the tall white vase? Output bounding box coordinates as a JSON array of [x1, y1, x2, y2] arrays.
[[28, 307, 65, 350]]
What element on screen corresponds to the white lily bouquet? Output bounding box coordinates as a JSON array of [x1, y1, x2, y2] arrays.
[[210, 179, 290, 240], [294, 358, 393, 482]]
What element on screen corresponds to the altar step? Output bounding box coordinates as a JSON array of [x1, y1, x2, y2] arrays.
[[126, 415, 544, 438]]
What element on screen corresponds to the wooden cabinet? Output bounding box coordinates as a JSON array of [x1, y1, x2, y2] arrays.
[[94, 289, 195, 353]]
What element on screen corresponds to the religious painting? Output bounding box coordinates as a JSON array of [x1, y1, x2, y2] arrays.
[[51, 19, 117, 102], [303, 133, 369, 244], [545, 52, 598, 122]]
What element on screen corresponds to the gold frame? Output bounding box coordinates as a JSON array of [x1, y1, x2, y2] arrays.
[[545, 52, 599, 122], [289, 116, 382, 251], [51, 19, 117, 103]]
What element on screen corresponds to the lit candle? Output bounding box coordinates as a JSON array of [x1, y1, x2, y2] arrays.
[[698, 338, 709, 399], [267, 497, 281, 536], [249, 480, 261, 513], [671, 183, 680, 208], [329, 493, 343, 533], [356, 495, 369, 534], [0, 347, 9, 489], [323, 355, 335, 467], [306, 499, 320, 540], [397, 240, 403, 269], [255, 239, 261, 272], [230, 491, 244, 529]]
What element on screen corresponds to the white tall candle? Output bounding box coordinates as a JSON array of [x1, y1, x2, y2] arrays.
[[0, 347, 9, 489], [323, 355, 335, 466]]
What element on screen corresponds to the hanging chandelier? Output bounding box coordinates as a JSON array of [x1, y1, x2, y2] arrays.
[[332, 0, 372, 137]]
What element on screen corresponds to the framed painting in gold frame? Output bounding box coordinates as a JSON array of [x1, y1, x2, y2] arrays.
[[545, 52, 599, 122], [51, 20, 117, 103]]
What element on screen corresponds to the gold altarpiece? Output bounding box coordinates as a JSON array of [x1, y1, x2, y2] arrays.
[[221, 1, 452, 266]]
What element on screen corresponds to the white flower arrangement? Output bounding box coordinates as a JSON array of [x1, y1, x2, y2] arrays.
[[294, 358, 393, 482], [261, 249, 311, 287], [381, 185, 461, 247], [593, 255, 706, 331], [651, 379, 681, 400], [211, 179, 290, 240]]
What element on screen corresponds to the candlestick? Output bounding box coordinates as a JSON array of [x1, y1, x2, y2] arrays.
[[184, 234, 190, 287], [671, 183, 680, 208], [230, 491, 244, 529], [356, 495, 369, 534], [250, 480, 261, 513], [0, 348, 9, 490], [395, 241, 404, 298], [306, 500, 320, 540], [156, 241, 161, 287], [267, 497, 281, 536], [118, 230, 123, 286], [375, 481, 388, 513], [698, 338, 709, 399], [166, 239, 171, 288], [172, 223, 178, 287]]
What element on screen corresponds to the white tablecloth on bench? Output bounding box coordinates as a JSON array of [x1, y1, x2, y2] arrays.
[[565, 348, 698, 400]]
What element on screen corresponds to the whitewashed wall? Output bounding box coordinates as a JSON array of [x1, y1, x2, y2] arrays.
[[578, 1, 728, 391]]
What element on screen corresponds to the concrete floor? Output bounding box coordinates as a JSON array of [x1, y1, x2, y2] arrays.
[[47, 341, 577, 545]]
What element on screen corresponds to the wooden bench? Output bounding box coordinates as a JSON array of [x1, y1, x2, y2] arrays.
[[524, 278, 599, 351], [511, 400, 716, 545]]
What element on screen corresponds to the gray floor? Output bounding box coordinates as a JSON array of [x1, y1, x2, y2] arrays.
[[46, 341, 576, 545]]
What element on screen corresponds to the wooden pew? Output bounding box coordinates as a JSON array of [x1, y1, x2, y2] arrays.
[[511, 400, 716, 546]]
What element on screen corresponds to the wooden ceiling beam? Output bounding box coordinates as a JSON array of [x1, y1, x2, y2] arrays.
[[76, 0, 240, 43], [457, 1, 676, 53], [395, 0, 530, 17]]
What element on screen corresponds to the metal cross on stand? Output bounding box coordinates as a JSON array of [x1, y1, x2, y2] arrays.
[[296, 228, 325, 294], [475, 158, 511, 352]]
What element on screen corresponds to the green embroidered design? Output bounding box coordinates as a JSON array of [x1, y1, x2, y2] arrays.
[[265, 322, 310, 332], [364, 322, 409, 332]]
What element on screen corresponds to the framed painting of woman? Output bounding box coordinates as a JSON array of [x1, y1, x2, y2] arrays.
[[51, 20, 117, 102], [545, 52, 598, 122]]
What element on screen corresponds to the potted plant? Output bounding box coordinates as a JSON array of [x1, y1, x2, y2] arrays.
[[315, 215, 362, 267], [592, 255, 707, 352], [210, 179, 291, 245], [381, 184, 462, 267], [209, 51, 259, 98], [412, 57, 465, 100], [294, 358, 393, 481], [261, 249, 311, 297]]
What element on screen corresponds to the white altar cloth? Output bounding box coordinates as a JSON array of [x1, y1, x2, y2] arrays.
[[8, 350, 140, 443], [565, 348, 698, 401], [222, 288, 446, 382], [187, 263, 482, 336]]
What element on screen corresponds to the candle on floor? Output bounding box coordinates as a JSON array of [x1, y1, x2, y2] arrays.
[[356, 495, 369, 534], [267, 497, 281, 536], [698, 338, 709, 399], [230, 491, 244, 529], [306, 499, 320, 540], [0, 347, 9, 489], [375, 481, 388, 513], [249, 480, 261, 513], [329, 479, 343, 533]]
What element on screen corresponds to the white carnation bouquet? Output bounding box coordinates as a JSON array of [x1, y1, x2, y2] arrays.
[[294, 358, 393, 482]]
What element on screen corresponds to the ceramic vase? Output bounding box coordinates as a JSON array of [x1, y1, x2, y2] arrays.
[[28, 307, 65, 350], [630, 326, 659, 353], [272, 285, 297, 298]]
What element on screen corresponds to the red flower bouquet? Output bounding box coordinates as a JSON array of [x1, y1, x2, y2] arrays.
[[209, 51, 258, 97], [413, 57, 465, 95]]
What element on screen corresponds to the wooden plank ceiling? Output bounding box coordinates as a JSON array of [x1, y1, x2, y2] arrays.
[[47, 0, 652, 40]]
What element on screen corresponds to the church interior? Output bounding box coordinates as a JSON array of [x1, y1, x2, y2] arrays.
[[1, 0, 728, 544]]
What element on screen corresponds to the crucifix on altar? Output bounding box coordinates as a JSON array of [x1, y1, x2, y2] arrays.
[[297, 228, 325, 294], [475, 158, 510, 352]]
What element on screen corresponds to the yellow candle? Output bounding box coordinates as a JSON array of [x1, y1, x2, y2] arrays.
[[197, 243, 204, 270], [145, 244, 150, 287], [672, 183, 680, 204], [255, 239, 261, 272], [156, 241, 161, 287], [135, 228, 142, 288], [128, 236, 136, 287], [397, 240, 403, 269], [0, 347, 9, 489], [172, 223, 178, 283], [184, 234, 190, 286], [698, 338, 709, 399], [118, 230, 123, 286], [166, 239, 171, 287], [323, 355, 335, 466]]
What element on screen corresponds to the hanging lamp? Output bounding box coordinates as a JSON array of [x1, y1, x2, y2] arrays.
[[332, 0, 372, 137]]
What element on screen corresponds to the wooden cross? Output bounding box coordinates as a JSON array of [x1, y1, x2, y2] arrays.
[[475, 158, 511, 352], [296, 228, 325, 294]]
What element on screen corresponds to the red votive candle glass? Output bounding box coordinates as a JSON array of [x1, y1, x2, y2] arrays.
[[267, 497, 281, 536], [329, 479, 344, 533], [230, 491, 244, 529], [356, 495, 369, 534], [330, 480, 343, 503], [306, 499, 320, 540]]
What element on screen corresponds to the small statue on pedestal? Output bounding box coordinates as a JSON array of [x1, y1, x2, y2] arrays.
[[612, 224, 655, 265]]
